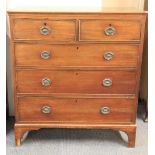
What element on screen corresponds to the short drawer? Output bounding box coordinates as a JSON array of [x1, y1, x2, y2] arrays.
[[80, 20, 141, 41], [18, 97, 136, 123], [17, 70, 136, 94], [15, 43, 138, 68], [13, 19, 76, 41]]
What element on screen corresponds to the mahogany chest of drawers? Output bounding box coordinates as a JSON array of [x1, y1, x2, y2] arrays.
[[8, 12, 147, 147]]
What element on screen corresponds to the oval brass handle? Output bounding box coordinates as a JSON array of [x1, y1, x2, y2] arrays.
[[104, 26, 116, 36], [104, 52, 114, 60], [40, 26, 50, 35], [102, 79, 112, 87], [41, 106, 51, 114], [41, 51, 51, 59], [100, 107, 111, 115], [42, 78, 52, 87]]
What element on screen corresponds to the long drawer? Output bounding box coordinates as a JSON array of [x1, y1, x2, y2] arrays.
[[15, 43, 138, 68], [13, 19, 76, 41], [80, 19, 141, 41], [17, 97, 136, 123], [16, 70, 136, 94]]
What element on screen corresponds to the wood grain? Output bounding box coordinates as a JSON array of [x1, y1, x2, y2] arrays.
[[80, 19, 141, 41], [17, 97, 136, 123], [16, 70, 136, 94], [13, 19, 76, 41], [15, 43, 139, 68]]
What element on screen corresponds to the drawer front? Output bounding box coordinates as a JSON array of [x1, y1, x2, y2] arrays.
[[15, 43, 138, 68], [80, 20, 141, 41], [17, 70, 136, 94], [18, 97, 136, 123], [13, 19, 76, 41]]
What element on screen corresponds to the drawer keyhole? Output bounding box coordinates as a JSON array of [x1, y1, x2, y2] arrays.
[[44, 22, 47, 26]]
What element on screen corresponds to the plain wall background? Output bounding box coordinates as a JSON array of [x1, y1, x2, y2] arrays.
[[6, 0, 144, 11], [6, 0, 145, 116]]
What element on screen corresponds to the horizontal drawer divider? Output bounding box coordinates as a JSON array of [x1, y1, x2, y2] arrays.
[[17, 93, 136, 99], [13, 40, 142, 44], [17, 121, 134, 124], [16, 66, 138, 71]]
